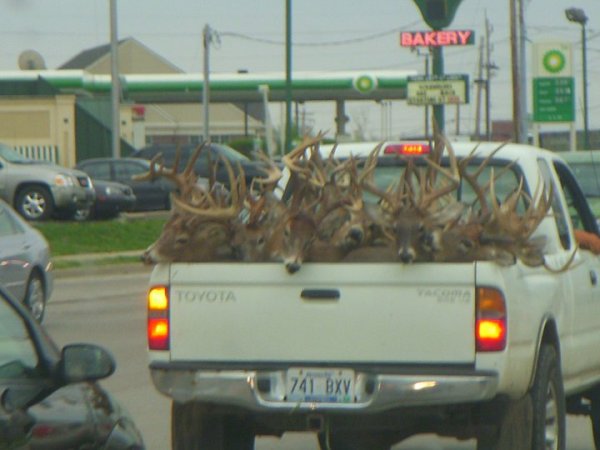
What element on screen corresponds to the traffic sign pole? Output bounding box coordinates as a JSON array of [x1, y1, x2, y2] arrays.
[[432, 47, 444, 131]]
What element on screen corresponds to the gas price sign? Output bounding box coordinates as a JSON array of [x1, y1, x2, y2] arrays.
[[407, 75, 469, 106]]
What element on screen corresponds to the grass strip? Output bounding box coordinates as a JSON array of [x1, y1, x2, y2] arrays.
[[34, 216, 166, 256]]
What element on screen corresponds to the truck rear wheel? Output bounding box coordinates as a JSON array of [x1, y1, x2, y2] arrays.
[[171, 402, 254, 450], [591, 396, 600, 450], [477, 344, 565, 450]]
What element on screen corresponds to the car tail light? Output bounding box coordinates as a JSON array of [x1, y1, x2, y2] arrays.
[[383, 143, 430, 156], [476, 287, 507, 352], [148, 285, 169, 351]]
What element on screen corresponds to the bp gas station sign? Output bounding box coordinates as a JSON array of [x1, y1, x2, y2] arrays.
[[532, 42, 575, 123]]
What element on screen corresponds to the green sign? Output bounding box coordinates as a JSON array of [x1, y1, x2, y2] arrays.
[[533, 77, 575, 123], [413, 0, 463, 30]]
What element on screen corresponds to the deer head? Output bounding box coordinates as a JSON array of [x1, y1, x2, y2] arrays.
[[357, 136, 462, 264], [142, 210, 235, 264], [138, 144, 246, 264]]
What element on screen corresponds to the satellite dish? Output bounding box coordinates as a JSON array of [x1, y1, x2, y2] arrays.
[[18, 50, 47, 70]]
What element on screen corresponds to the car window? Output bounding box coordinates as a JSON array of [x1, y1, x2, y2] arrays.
[[567, 163, 600, 197], [539, 159, 571, 249], [368, 157, 524, 212], [81, 161, 111, 180], [115, 161, 148, 181], [0, 298, 39, 379], [0, 144, 27, 163]]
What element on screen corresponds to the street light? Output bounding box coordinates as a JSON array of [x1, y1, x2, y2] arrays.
[[565, 7, 590, 150]]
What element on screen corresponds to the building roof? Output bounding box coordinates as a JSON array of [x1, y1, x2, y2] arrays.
[[59, 42, 115, 70], [58, 37, 183, 74]]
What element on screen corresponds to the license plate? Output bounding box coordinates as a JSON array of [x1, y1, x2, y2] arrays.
[[286, 368, 355, 403]]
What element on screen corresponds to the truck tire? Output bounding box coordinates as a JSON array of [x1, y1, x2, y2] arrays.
[[24, 272, 46, 322], [16, 185, 54, 221], [530, 344, 565, 450], [589, 393, 600, 449], [172, 402, 254, 450], [477, 344, 565, 450]]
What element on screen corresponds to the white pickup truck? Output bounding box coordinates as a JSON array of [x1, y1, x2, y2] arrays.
[[146, 141, 600, 450]]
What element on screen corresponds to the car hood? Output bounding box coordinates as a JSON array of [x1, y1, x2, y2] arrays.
[[3, 160, 90, 179]]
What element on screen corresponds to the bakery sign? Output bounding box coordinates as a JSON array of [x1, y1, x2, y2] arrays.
[[400, 30, 475, 47]]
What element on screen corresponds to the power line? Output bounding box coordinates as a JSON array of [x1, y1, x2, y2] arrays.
[[218, 21, 422, 47]]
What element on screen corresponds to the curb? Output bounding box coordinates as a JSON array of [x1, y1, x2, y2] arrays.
[[53, 262, 153, 279], [52, 250, 153, 279], [52, 249, 145, 262]]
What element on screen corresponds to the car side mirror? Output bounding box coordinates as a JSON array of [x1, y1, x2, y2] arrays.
[[60, 344, 116, 383]]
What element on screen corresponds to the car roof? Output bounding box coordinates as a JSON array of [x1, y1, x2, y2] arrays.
[[133, 143, 249, 161], [317, 140, 555, 162], [77, 157, 151, 165]]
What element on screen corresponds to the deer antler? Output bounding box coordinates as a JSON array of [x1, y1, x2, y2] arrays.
[[252, 151, 283, 189], [488, 171, 553, 241], [171, 155, 246, 220], [282, 133, 326, 176]]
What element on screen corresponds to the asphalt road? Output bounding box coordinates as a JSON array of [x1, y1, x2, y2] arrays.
[[44, 266, 597, 449]]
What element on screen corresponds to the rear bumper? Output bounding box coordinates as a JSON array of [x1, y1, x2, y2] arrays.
[[94, 195, 136, 216], [149, 363, 498, 413]]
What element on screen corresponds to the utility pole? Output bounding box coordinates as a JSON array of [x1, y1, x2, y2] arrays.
[[510, 0, 521, 143], [518, 0, 528, 143], [565, 7, 590, 150], [284, 0, 292, 154], [258, 85, 276, 157], [484, 14, 494, 140], [474, 37, 484, 139], [455, 103, 460, 135], [202, 25, 213, 143], [109, 0, 120, 158], [510, 0, 528, 143]]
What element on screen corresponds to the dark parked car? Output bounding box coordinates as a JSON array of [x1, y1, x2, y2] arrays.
[[0, 285, 145, 449], [0, 199, 52, 322], [75, 158, 174, 212], [75, 179, 136, 220], [131, 143, 270, 186]]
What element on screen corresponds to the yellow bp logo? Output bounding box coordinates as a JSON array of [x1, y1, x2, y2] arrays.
[[543, 50, 566, 74], [353, 75, 377, 94]]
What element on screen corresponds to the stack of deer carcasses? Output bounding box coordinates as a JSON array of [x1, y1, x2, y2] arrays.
[[138, 133, 554, 274]]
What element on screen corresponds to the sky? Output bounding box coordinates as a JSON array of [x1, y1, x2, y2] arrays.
[[1, 0, 599, 141]]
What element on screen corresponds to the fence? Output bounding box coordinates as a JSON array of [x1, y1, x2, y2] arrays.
[[13, 145, 59, 163]]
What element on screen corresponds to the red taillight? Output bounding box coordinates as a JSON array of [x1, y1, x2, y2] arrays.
[[476, 287, 507, 352], [383, 143, 430, 155], [148, 285, 170, 351]]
